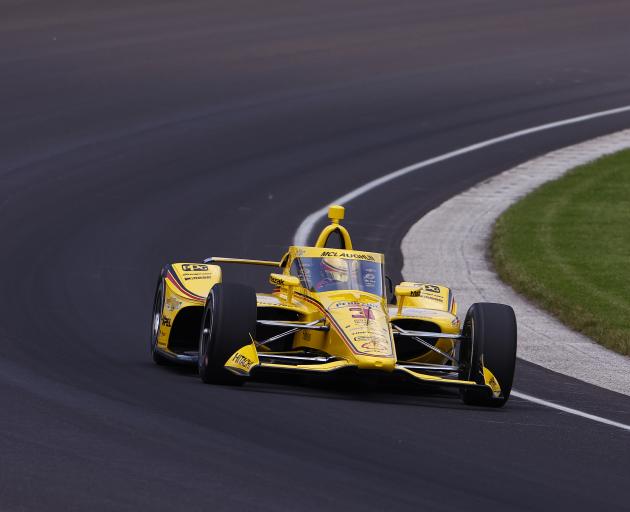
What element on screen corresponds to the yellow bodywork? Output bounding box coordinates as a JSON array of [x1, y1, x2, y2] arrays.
[[157, 263, 221, 355], [158, 205, 501, 397]]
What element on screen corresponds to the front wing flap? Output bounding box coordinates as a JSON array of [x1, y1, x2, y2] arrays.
[[397, 365, 501, 397]]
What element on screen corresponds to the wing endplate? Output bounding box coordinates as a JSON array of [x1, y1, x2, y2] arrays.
[[225, 342, 260, 376]]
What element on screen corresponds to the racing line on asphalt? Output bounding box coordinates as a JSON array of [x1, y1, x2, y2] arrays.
[[294, 105, 630, 432]]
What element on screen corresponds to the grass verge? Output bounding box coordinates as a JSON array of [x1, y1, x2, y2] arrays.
[[491, 148, 630, 356]]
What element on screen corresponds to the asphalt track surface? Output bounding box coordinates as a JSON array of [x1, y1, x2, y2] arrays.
[[2, 2, 630, 510]]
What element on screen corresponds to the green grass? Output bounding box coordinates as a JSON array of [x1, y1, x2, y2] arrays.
[[491, 148, 630, 356]]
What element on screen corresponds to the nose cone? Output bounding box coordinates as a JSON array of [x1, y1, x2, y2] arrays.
[[355, 355, 396, 372], [322, 293, 396, 364]]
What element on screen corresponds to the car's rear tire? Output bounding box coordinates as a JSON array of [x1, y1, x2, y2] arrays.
[[459, 303, 517, 407], [198, 282, 257, 385], [150, 276, 170, 365]]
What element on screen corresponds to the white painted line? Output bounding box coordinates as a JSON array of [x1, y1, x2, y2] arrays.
[[399, 128, 630, 429], [294, 104, 630, 246], [511, 391, 630, 432]]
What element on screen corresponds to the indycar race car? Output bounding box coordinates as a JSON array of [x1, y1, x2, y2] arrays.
[[150, 205, 517, 406]]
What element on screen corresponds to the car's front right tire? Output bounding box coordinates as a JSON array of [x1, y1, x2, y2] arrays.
[[150, 276, 169, 365], [198, 282, 257, 385]]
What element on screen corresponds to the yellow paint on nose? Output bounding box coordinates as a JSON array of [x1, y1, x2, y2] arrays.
[[355, 356, 395, 372]]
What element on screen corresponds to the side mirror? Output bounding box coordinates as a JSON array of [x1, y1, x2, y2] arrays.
[[394, 284, 422, 315], [269, 273, 300, 303], [394, 284, 422, 297]]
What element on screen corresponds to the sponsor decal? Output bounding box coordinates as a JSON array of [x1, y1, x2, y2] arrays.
[[483, 367, 501, 396], [225, 343, 259, 376], [161, 316, 172, 327], [165, 297, 183, 312], [297, 267, 312, 282], [232, 352, 254, 369], [364, 270, 376, 286], [422, 295, 444, 303], [401, 283, 440, 292], [350, 305, 376, 321], [329, 300, 379, 311], [269, 276, 285, 286], [345, 302, 393, 356], [407, 284, 442, 297], [182, 264, 209, 272], [183, 275, 212, 281], [320, 251, 375, 261], [338, 304, 391, 353], [329, 300, 356, 310], [296, 292, 393, 357], [353, 333, 391, 354], [350, 326, 389, 337]]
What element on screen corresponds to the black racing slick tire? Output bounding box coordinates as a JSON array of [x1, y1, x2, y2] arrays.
[[150, 276, 169, 365], [459, 303, 517, 407], [198, 282, 257, 385]]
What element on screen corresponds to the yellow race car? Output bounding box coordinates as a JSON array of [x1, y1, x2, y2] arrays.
[[150, 205, 517, 406]]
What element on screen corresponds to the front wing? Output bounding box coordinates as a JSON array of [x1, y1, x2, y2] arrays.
[[225, 342, 501, 397]]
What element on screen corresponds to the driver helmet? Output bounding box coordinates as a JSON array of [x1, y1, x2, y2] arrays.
[[321, 257, 356, 283]]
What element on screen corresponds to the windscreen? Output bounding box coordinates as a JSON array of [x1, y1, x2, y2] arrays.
[[290, 256, 383, 296]]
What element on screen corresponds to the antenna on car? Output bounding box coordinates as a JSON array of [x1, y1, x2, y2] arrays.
[[314, 205, 353, 249]]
